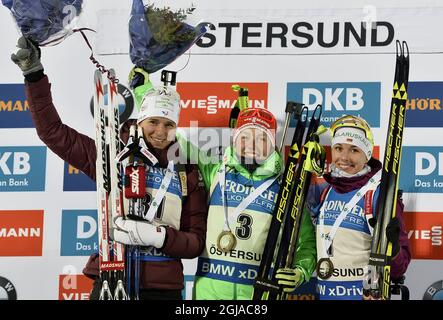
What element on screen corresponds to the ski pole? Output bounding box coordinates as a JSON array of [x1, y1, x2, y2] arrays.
[[229, 85, 249, 128], [278, 102, 304, 155]]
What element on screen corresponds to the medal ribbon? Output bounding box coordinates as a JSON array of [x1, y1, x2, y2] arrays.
[[218, 162, 277, 232], [145, 161, 175, 222]]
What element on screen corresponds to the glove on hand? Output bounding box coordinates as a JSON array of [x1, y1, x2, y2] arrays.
[[112, 216, 166, 248], [386, 216, 401, 257], [275, 267, 303, 293], [11, 36, 43, 76], [128, 66, 149, 89], [128, 66, 153, 109]]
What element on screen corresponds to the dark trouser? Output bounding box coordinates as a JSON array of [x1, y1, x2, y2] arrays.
[[90, 278, 182, 300]]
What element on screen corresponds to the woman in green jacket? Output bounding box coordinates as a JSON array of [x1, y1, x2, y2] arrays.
[[178, 107, 317, 300]]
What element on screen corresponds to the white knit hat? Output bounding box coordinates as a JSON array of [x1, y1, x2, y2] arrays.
[[332, 127, 373, 160], [137, 86, 180, 125]]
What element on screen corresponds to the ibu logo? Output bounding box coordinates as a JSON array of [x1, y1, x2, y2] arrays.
[[61, 210, 98, 256], [287, 82, 380, 127], [0, 147, 46, 192], [400, 147, 443, 193]]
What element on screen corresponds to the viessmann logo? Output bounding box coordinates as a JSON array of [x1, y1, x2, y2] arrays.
[[404, 211, 443, 260], [0, 210, 44, 256], [286, 82, 380, 128], [176, 83, 268, 127], [0, 84, 33, 128], [63, 162, 96, 191]]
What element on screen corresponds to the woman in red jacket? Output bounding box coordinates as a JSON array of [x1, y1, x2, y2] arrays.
[[11, 36, 208, 300]]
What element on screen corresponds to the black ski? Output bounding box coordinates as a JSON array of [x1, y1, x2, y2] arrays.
[[271, 104, 326, 300], [363, 40, 409, 300], [253, 103, 326, 300]]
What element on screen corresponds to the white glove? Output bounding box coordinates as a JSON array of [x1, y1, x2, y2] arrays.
[[275, 267, 303, 293], [112, 217, 166, 248]]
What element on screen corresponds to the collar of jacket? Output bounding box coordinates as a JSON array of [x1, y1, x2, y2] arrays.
[[120, 120, 183, 168], [223, 146, 283, 181], [322, 157, 383, 193]]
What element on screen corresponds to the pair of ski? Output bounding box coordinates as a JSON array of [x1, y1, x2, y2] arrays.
[[252, 102, 326, 300], [363, 40, 410, 300], [93, 70, 156, 300], [93, 69, 127, 300]]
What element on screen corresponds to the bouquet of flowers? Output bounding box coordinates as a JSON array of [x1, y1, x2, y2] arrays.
[[2, 0, 83, 46], [129, 0, 207, 73]]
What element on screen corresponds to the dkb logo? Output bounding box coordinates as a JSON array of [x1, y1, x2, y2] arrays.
[[60, 210, 98, 256], [287, 82, 380, 127]]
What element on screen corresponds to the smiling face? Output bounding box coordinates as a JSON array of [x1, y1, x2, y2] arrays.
[[234, 127, 274, 164], [138, 116, 177, 149], [331, 143, 368, 175]]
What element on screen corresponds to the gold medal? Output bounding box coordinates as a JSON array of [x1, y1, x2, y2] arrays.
[[316, 258, 334, 280], [217, 230, 237, 252]]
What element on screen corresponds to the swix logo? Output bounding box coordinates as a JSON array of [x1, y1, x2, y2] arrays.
[[404, 211, 443, 259], [0, 84, 33, 128], [58, 275, 94, 300], [0, 210, 44, 256], [287, 82, 380, 127], [0, 276, 17, 300], [405, 82, 443, 127], [0, 147, 47, 192], [176, 82, 268, 127], [63, 162, 96, 191], [130, 167, 141, 194], [400, 147, 443, 193], [61, 210, 98, 256]]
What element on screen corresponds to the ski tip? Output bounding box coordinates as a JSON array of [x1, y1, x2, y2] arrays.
[[395, 40, 402, 58], [312, 104, 323, 120], [402, 41, 409, 58], [300, 106, 309, 122], [94, 69, 102, 78]]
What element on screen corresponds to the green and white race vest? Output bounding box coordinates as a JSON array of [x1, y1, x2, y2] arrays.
[[195, 166, 280, 285]]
